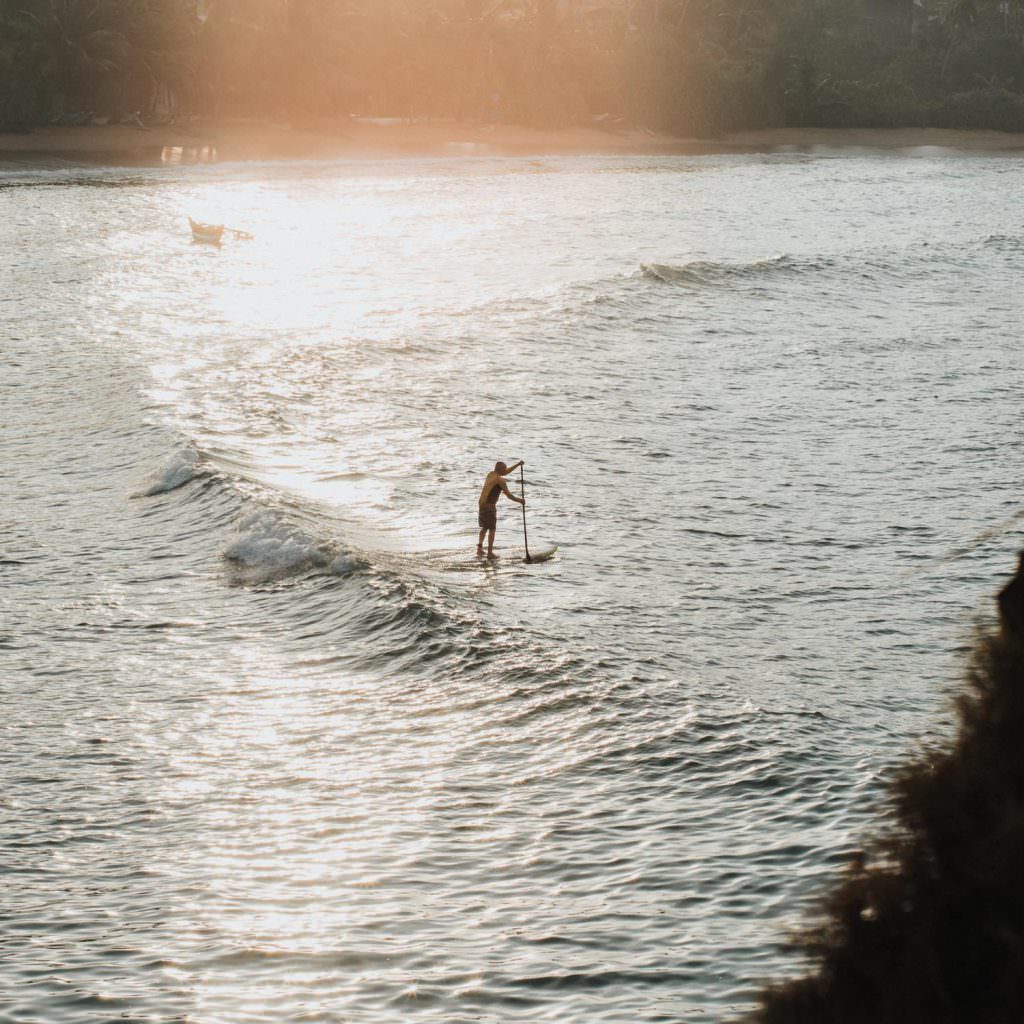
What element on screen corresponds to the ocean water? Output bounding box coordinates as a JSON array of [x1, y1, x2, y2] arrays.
[[3, 148, 1023, 1023]]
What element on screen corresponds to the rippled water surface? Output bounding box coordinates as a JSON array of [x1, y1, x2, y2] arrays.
[[4, 149, 1024, 1023]]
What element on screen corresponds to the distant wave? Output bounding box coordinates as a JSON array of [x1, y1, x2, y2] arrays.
[[641, 254, 836, 288], [641, 232, 1024, 293], [405, 252, 855, 327]]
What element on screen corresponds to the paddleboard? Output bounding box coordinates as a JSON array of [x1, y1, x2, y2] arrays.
[[510, 544, 558, 564], [417, 544, 559, 572], [472, 544, 559, 568]]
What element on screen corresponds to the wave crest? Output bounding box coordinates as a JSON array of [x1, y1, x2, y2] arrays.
[[132, 448, 202, 497], [224, 509, 359, 583]]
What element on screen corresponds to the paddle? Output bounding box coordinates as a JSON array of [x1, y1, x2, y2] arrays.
[[520, 462, 531, 564]]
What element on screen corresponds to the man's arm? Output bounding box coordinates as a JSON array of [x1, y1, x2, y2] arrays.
[[499, 460, 524, 476], [500, 479, 524, 505]]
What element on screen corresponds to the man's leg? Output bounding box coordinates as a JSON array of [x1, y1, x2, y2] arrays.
[[486, 527, 496, 558], [477, 527, 486, 556]]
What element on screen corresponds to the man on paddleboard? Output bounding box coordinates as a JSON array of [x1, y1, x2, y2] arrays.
[[477, 460, 525, 559]]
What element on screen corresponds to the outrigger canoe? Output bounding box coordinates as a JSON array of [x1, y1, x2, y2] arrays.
[[189, 217, 224, 245]]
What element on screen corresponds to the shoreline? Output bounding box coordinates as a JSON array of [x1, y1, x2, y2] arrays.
[[4, 120, 1024, 167]]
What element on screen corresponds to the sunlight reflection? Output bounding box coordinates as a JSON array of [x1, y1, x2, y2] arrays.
[[179, 181, 426, 335], [174, 174, 491, 340], [161, 145, 218, 164], [157, 657, 475, 965]]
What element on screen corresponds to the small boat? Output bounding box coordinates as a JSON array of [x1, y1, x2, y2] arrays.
[[189, 217, 224, 245]]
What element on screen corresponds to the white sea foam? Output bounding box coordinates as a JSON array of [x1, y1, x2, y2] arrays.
[[328, 553, 360, 575], [133, 449, 201, 497], [224, 510, 356, 581]]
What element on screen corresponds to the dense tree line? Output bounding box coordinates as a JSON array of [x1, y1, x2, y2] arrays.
[[5, 0, 1024, 134]]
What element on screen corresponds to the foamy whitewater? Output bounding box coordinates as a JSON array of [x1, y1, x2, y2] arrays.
[[3, 149, 1024, 1023]]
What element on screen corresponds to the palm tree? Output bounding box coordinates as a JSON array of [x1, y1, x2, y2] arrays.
[[944, 0, 980, 32], [19, 0, 133, 116], [0, 3, 46, 128], [118, 0, 198, 120]]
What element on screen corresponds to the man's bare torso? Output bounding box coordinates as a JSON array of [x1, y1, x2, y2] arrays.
[[479, 471, 507, 508]]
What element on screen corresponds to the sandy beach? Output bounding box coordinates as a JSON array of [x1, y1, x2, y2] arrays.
[[4, 119, 1024, 166]]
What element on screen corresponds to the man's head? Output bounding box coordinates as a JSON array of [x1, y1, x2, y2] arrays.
[[495, 461, 507, 474]]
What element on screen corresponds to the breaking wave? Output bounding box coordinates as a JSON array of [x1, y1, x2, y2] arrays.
[[223, 508, 361, 584], [132, 447, 203, 497]]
